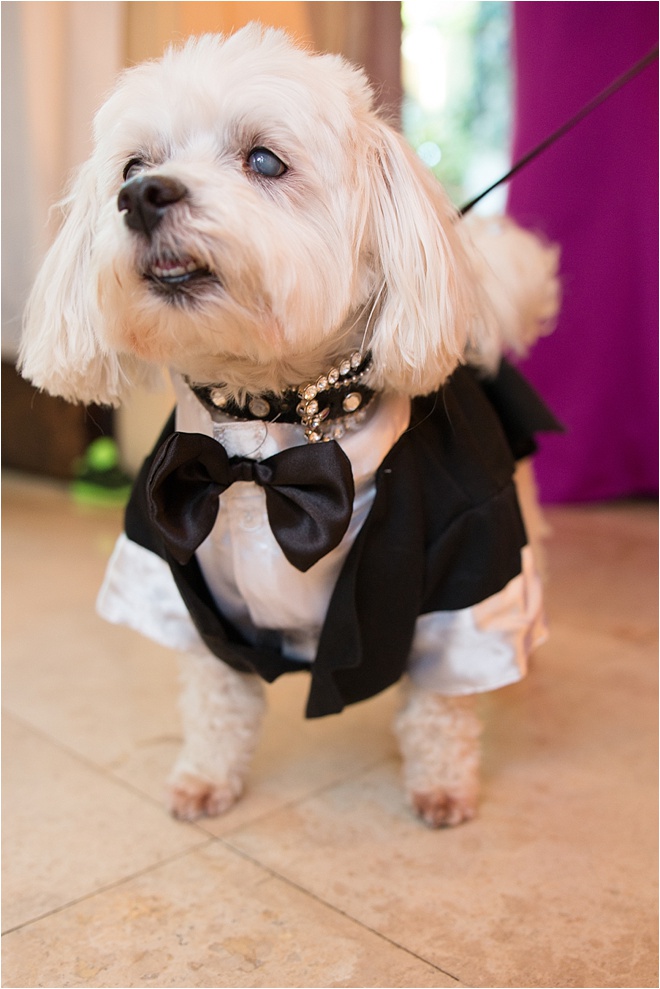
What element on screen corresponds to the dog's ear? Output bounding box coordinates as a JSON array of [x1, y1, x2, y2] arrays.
[[364, 125, 497, 395], [18, 159, 147, 406]]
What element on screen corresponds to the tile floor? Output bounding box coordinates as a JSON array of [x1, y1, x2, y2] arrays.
[[2, 471, 657, 988]]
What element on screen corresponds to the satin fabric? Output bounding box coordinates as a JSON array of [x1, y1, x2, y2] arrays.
[[98, 362, 554, 717], [146, 430, 355, 571]]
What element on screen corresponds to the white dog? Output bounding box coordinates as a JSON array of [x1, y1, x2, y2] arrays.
[[20, 25, 560, 827]]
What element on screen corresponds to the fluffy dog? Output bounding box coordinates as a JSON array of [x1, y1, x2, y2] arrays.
[[20, 25, 560, 827]]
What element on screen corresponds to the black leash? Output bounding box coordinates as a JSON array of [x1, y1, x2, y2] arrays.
[[459, 45, 658, 216]]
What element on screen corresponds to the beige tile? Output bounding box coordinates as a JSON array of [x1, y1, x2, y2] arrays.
[[2, 716, 207, 931], [2, 474, 124, 613], [544, 502, 658, 640], [481, 620, 657, 779], [3, 471, 398, 828], [3, 612, 182, 767], [2, 472, 184, 792], [227, 771, 658, 988], [226, 624, 658, 988], [1, 842, 460, 989], [110, 673, 398, 835], [3, 475, 658, 987], [1, 475, 172, 767], [190, 676, 399, 836]]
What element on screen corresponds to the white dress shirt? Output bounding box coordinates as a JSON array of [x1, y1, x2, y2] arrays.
[[98, 374, 547, 696]]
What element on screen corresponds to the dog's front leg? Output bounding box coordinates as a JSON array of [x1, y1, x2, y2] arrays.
[[167, 652, 265, 821], [394, 682, 481, 827]]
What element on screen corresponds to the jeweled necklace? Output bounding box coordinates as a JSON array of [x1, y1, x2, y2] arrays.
[[188, 349, 375, 443]]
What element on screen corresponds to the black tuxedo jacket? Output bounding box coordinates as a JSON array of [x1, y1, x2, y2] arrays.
[[124, 361, 560, 717]]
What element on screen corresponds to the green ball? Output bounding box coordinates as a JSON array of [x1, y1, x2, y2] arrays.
[[86, 438, 119, 471]]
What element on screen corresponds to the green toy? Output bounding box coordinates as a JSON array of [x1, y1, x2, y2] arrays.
[[71, 437, 132, 507]]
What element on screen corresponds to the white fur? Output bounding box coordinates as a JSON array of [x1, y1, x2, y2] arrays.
[[463, 215, 561, 359], [20, 25, 558, 405], [167, 653, 266, 821], [20, 25, 560, 826], [394, 687, 482, 826]]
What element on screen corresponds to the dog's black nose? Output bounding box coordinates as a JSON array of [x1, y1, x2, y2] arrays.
[[117, 175, 187, 237]]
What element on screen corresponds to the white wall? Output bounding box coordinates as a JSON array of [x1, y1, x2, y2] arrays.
[[2, 1, 125, 359]]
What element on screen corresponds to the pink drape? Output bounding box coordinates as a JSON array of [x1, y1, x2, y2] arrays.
[[507, 2, 658, 502]]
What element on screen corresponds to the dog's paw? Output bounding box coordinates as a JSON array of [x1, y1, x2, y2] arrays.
[[166, 771, 242, 821], [411, 789, 477, 828]]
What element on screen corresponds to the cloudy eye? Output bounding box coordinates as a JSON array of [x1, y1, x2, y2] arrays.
[[248, 148, 287, 177], [122, 157, 146, 181]]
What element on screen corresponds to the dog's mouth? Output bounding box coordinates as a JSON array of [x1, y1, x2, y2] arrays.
[[144, 255, 218, 295]]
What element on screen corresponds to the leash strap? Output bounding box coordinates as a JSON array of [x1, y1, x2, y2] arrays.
[[459, 45, 658, 216]]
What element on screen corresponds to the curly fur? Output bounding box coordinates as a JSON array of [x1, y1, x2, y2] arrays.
[[19, 25, 560, 826], [394, 687, 482, 827], [167, 653, 266, 821]]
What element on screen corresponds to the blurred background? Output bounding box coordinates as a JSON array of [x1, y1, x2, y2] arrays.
[[2, 1, 657, 504]]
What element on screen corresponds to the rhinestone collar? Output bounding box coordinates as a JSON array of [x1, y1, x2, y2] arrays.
[[188, 350, 375, 443]]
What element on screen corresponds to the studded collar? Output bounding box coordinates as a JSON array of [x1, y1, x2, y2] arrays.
[[187, 351, 376, 442]]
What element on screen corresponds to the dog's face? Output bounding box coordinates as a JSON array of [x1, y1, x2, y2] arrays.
[[20, 24, 491, 406], [92, 29, 380, 394]]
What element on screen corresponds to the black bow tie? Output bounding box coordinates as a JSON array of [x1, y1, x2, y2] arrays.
[[146, 431, 355, 572]]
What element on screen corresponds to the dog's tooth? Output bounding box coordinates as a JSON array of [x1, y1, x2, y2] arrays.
[[153, 263, 184, 277], [150, 258, 200, 279]]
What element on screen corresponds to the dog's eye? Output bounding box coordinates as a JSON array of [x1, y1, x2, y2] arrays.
[[248, 148, 287, 178], [123, 158, 147, 181]]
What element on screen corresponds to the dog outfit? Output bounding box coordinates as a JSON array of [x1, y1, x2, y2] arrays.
[[98, 360, 560, 717]]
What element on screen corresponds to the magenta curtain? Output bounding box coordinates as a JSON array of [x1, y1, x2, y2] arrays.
[[507, 2, 658, 503]]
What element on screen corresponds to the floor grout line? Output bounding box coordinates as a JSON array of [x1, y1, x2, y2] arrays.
[[3, 494, 658, 986], [201, 753, 396, 841], [2, 830, 469, 985], [1, 838, 218, 937], [2, 708, 187, 815], [3, 712, 417, 952], [215, 837, 469, 986], [3, 716, 463, 980], [4, 705, 400, 841]]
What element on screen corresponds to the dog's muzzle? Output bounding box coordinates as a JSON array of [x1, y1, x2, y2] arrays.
[[118, 175, 187, 238], [118, 175, 215, 293]]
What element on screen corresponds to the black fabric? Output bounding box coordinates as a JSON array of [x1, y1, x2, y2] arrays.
[[146, 431, 355, 572], [124, 360, 559, 718], [479, 358, 564, 459], [190, 350, 374, 424]]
